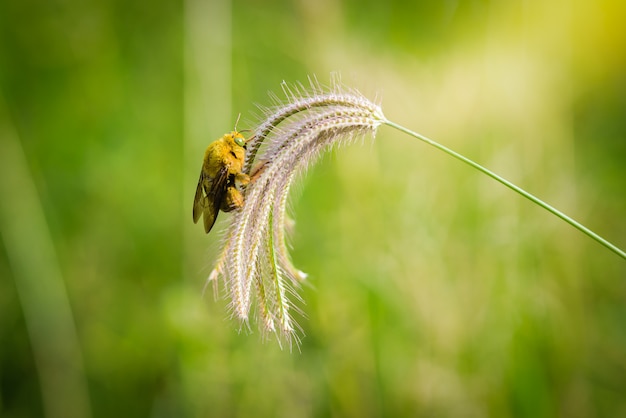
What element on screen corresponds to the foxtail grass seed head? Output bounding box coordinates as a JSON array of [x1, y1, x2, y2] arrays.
[[207, 79, 385, 347], [201, 78, 626, 349]]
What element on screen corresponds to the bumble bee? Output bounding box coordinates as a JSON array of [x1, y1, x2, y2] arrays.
[[193, 130, 250, 233]]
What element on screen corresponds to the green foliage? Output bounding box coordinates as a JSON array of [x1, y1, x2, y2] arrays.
[[1, 0, 625, 417]]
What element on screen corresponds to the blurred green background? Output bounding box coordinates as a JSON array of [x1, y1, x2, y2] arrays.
[[1, 0, 625, 416]]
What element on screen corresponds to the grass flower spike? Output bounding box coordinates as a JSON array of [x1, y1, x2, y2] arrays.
[[209, 79, 386, 345], [206, 77, 625, 347]]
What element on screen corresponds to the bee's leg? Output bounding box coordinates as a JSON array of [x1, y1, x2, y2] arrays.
[[221, 186, 245, 212], [249, 160, 268, 183], [244, 135, 256, 146], [234, 172, 250, 188]]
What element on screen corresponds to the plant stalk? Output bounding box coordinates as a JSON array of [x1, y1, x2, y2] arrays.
[[384, 119, 626, 260]]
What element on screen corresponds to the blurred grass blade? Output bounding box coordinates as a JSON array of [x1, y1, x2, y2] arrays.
[[0, 100, 92, 418], [384, 120, 626, 260]]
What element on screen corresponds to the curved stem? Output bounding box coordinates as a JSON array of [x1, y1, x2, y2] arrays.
[[384, 119, 626, 260]]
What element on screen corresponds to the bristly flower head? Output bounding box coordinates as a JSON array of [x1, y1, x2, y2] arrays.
[[204, 76, 626, 347], [208, 77, 386, 347]]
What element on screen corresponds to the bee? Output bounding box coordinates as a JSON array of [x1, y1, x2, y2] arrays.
[[193, 129, 251, 234]]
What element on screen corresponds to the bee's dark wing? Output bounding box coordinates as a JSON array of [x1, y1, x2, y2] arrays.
[[192, 165, 229, 234]]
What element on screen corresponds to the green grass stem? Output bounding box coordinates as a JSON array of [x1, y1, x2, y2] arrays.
[[384, 120, 626, 260]]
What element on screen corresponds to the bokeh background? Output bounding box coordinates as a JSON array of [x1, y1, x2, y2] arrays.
[[1, 0, 625, 416]]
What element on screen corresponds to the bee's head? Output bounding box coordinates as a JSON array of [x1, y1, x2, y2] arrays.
[[231, 132, 246, 148], [233, 133, 246, 147], [232, 114, 251, 148]]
